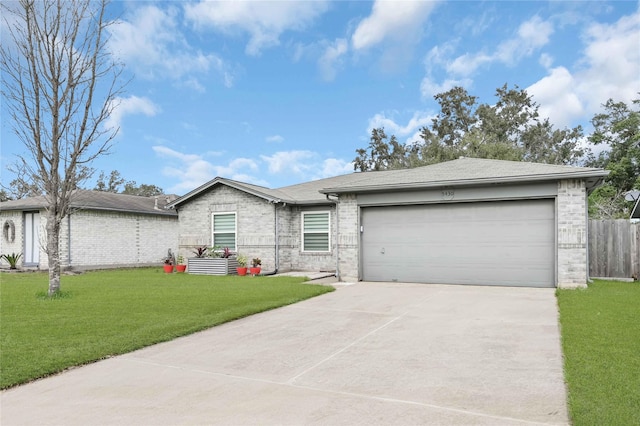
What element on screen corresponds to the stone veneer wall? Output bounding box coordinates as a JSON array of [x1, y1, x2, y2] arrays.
[[557, 179, 588, 288]]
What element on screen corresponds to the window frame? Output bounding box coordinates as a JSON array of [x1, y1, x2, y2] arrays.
[[211, 212, 237, 252], [301, 211, 331, 253]]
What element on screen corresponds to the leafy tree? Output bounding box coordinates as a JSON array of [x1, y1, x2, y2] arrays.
[[122, 182, 164, 197], [0, 189, 11, 202], [1, 0, 125, 295], [354, 128, 419, 171], [94, 170, 125, 193], [0, 170, 42, 200], [585, 98, 640, 218], [353, 85, 585, 171], [93, 170, 164, 196]]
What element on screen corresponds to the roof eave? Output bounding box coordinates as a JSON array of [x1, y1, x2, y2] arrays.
[[320, 170, 610, 195], [167, 178, 288, 208], [69, 205, 178, 216]]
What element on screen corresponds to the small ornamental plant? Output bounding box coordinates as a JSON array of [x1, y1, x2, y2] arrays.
[[1, 252, 22, 269], [192, 246, 208, 258]]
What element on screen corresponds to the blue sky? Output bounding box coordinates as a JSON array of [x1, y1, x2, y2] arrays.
[[2, 1, 639, 196]]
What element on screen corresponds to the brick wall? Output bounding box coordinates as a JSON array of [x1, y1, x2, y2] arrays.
[[0, 209, 178, 270], [0, 211, 25, 267], [176, 185, 280, 271], [336, 194, 359, 282], [66, 210, 178, 267], [286, 205, 336, 273], [557, 179, 588, 288], [176, 185, 341, 274]]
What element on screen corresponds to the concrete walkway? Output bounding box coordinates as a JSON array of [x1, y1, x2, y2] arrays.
[[1, 283, 568, 425]]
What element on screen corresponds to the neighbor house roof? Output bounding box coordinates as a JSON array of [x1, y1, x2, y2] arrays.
[[0, 190, 178, 216], [168, 158, 609, 208]]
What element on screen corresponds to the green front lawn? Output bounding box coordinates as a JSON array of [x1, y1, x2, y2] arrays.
[[0, 269, 333, 389], [557, 280, 640, 426]]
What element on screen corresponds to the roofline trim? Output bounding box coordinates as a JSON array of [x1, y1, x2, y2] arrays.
[[319, 170, 610, 194], [167, 177, 290, 208]]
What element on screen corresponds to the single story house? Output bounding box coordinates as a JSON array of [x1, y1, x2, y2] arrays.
[[168, 158, 608, 289], [0, 190, 178, 270]]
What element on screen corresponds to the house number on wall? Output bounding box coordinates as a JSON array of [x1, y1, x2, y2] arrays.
[[441, 189, 455, 200]]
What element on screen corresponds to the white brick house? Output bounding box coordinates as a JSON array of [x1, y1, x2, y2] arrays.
[[169, 158, 608, 288], [0, 190, 178, 270]]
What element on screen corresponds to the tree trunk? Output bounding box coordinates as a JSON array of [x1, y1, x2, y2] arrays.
[[46, 210, 62, 296]]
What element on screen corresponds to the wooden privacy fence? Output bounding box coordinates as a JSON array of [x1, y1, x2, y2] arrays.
[[589, 220, 640, 279]]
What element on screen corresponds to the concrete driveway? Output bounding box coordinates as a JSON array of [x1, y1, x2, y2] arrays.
[[1, 282, 568, 425]]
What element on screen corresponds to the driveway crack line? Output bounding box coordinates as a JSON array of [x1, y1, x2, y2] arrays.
[[122, 357, 562, 426], [285, 292, 440, 385]]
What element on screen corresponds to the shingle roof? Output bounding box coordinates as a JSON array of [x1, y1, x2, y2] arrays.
[[0, 190, 178, 216], [168, 158, 609, 207], [168, 177, 291, 208], [319, 158, 609, 194]]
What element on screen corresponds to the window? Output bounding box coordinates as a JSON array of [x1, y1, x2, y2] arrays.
[[212, 212, 236, 251], [302, 212, 330, 252]]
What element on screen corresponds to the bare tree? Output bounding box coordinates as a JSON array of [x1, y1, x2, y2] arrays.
[[1, 0, 125, 295]]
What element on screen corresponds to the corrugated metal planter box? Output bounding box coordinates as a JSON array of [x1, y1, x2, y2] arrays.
[[187, 258, 239, 275]]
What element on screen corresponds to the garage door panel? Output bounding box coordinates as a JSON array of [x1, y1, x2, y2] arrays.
[[361, 200, 554, 287]]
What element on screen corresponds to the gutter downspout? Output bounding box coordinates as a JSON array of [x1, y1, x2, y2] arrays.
[[261, 200, 282, 276], [326, 194, 340, 281]]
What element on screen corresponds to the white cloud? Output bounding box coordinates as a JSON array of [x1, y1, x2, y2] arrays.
[[420, 76, 472, 100], [421, 43, 473, 98], [351, 1, 438, 51], [107, 4, 233, 88], [266, 135, 284, 143], [260, 151, 317, 175], [316, 158, 354, 179], [367, 110, 436, 144], [318, 38, 348, 81], [528, 9, 640, 128], [539, 53, 554, 69], [154, 146, 354, 192], [446, 52, 493, 77], [575, 10, 640, 113], [495, 15, 554, 65], [440, 15, 554, 78], [184, 1, 329, 56], [260, 150, 354, 181], [106, 96, 159, 131], [153, 146, 263, 193], [527, 67, 583, 127]]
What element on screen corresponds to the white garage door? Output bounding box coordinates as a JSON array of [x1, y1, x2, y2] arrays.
[[361, 199, 555, 287]]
